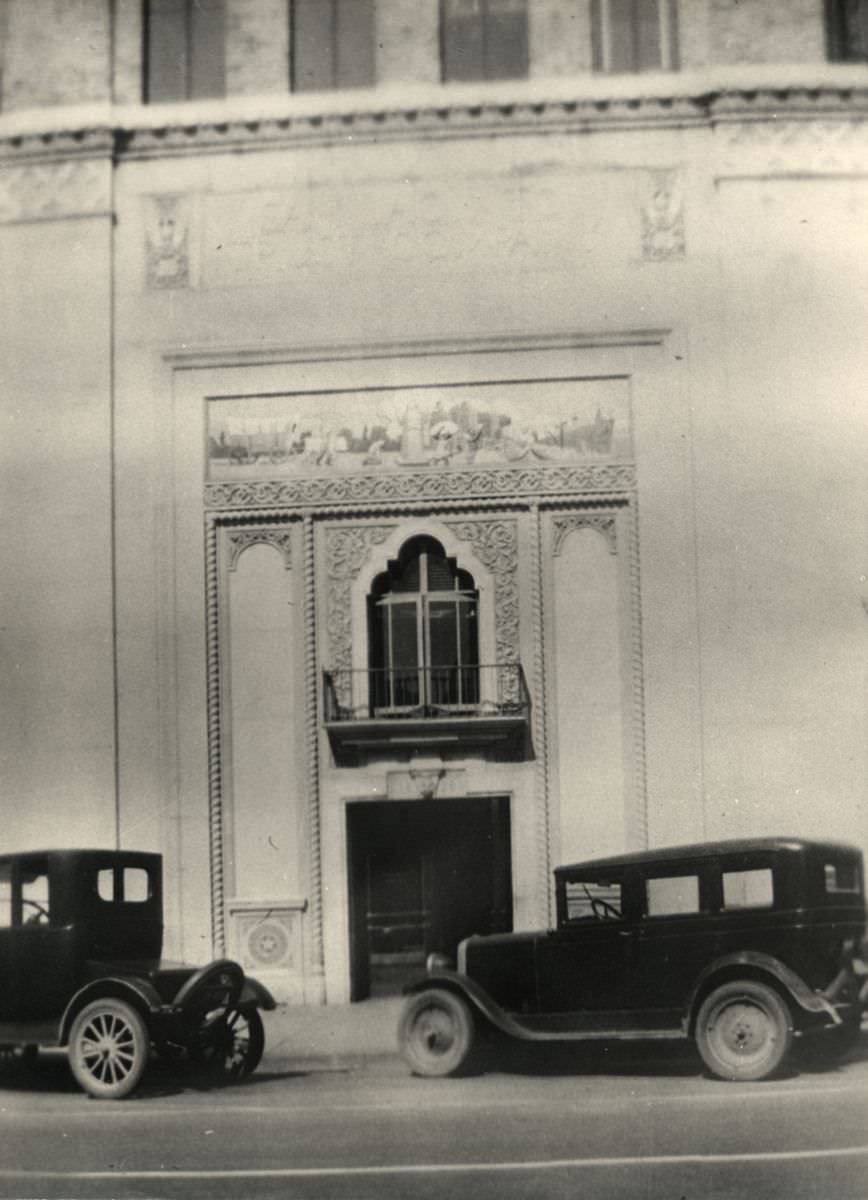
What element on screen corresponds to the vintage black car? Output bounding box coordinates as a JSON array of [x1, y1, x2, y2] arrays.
[[399, 837, 867, 1082], [0, 849, 275, 1098]]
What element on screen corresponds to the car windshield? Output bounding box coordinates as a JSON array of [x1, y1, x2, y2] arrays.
[[564, 878, 623, 921]]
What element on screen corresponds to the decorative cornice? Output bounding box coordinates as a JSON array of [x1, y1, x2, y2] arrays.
[[2, 71, 868, 163], [204, 463, 638, 513]]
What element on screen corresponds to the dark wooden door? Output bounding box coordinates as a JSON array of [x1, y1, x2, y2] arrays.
[[347, 796, 511, 1000]]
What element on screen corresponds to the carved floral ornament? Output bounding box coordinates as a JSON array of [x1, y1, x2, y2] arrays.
[[552, 512, 619, 556], [226, 527, 293, 571]]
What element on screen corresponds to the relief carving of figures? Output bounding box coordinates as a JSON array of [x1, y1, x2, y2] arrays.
[[641, 168, 685, 261], [206, 381, 630, 482], [145, 193, 192, 289]]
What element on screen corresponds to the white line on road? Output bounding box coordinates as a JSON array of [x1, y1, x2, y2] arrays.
[[2, 1144, 868, 1182]]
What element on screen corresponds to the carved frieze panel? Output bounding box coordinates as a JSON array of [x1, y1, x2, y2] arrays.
[[204, 462, 637, 511]]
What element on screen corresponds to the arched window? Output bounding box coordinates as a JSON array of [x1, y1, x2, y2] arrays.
[[369, 536, 479, 713]]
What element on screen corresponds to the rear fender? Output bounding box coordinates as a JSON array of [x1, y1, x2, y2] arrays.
[[686, 951, 840, 1034], [59, 976, 165, 1045]]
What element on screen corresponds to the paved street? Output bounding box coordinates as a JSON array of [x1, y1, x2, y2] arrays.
[[0, 1038, 867, 1200]]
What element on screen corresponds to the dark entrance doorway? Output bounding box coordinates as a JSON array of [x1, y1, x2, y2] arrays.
[[346, 796, 512, 1000]]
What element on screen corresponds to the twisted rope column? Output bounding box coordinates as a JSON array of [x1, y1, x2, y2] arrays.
[[627, 499, 650, 848], [303, 514, 324, 968], [529, 503, 553, 926], [204, 515, 227, 954]]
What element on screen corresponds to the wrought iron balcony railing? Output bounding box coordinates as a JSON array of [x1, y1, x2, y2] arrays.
[[324, 663, 528, 722], [323, 663, 531, 763]]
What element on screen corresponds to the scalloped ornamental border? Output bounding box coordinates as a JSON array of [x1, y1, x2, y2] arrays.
[[2, 84, 868, 163], [203, 462, 638, 512]]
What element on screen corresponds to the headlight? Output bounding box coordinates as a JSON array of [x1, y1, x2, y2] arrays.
[[426, 952, 452, 973]]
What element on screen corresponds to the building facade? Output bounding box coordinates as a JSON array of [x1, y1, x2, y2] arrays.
[[1, 0, 867, 1004]]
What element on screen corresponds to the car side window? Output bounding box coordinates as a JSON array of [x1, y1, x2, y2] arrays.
[[824, 861, 861, 896], [722, 867, 773, 909], [564, 878, 623, 921], [20, 868, 50, 925], [95, 866, 152, 903], [645, 873, 700, 917]]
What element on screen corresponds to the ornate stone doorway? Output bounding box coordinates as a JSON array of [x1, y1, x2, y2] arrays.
[[346, 796, 512, 1000]]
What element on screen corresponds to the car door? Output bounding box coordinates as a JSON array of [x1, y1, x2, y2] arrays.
[[0, 861, 19, 1020], [632, 863, 713, 1029], [534, 869, 639, 1029]]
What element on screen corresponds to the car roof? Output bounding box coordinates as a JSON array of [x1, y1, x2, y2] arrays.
[[555, 837, 861, 876], [0, 848, 162, 868]]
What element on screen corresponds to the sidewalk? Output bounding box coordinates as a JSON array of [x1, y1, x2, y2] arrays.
[[261, 997, 403, 1072]]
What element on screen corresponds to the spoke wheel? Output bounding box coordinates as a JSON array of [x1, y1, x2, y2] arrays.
[[192, 1007, 264, 1081], [696, 980, 792, 1081], [69, 999, 149, 1099], [399, 989, 475, 1078]]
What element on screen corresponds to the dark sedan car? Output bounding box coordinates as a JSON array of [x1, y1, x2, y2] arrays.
[[399, 837, 867, 1082], [0, 849, 275, 1098]]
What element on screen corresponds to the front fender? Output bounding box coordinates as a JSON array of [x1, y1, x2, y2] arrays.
[[240, 975, 277, 1011], [404, 970, 543, 1041], [59, 976, 165, 1045], [686, 951, 840, 1031]]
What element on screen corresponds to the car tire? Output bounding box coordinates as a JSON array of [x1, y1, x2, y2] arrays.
[[695, 979, 793, 1082], [398, 988, 475, 1078], [68, 998, 150, 1099], [191, 1006, 265, 1081]]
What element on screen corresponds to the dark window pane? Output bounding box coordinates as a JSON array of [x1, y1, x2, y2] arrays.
[[336, 0, 376, 87], [828, 0, 868, 60], [293, 0, 335, 91], [606, 0, 637, 72], [426, 554, 455, 592], [428, 600, 459, 669], [147, 0, 189, 102], [484, 2, 528, 79], [443, 0, 485, 82], [635, 0, 662, 72], [444, 0, 527, 82], [390, 603, 419, 671], [592, 0, 675, 73], [189, 0, 226, 99], [146, 0, 225, 101]]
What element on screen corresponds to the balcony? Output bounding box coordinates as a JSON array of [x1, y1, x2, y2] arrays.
[[323, 664, 532, 764]]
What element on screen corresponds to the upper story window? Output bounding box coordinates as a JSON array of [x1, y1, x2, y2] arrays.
[[591, 0, 678, 73], [368, 536, 479, 713], [827, 0, 868, 60], [292, 0, 376, 91], [145, 0, 226, 102], [442, 0, 529, 82]]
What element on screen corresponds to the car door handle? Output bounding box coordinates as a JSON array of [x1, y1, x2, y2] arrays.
[[618, 929, 635, 937]]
